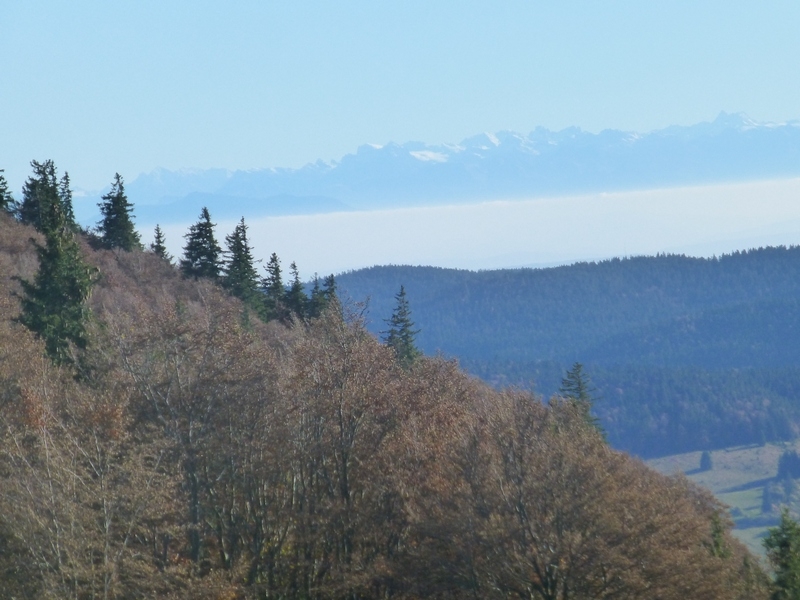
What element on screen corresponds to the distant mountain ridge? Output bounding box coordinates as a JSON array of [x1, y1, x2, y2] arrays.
[[102, 112, 800, 224]]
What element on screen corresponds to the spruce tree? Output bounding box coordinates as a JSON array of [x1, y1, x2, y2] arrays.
[[285, 261, 308, 319], [261, 252, 286, 321], [180, 207, 222, 279], [383, 285, 421, 368], [17, 198, 96, 365], [559, 362, 594, 402], [307, 274, 325, 318], [58, 171, 78, 232], [559, 362, 603, 434], [19, 160, 69, 233], [222, 218, 261, 311], [97, 173, 141, 251], [0, 169, 16, 214], [150, 224, 172, 262], [765, 509, 800, 599], [700, 450, 713, 472], [306, 273, 339, 318], [323, 274, 338, 306]]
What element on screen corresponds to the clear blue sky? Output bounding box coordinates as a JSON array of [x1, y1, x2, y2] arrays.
[[2, 1, 799, 191]]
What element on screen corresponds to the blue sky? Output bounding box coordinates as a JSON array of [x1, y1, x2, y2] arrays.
[[2, 1, 799, 192]]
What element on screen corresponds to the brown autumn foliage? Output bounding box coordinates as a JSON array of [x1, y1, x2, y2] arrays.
[[0, 213, 772, 599]]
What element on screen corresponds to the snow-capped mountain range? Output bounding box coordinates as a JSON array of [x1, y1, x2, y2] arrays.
[[85, 112, 800, 225]]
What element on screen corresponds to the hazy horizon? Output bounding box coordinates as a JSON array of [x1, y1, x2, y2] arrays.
[[144, 177, 800, 277], [4, 2, 799, 191], [5, 3, 799, 278]]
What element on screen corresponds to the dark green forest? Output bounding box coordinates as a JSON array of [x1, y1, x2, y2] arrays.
[[335, 252, 800, 457]]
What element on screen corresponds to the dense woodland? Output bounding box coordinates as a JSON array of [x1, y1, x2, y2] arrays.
[[336, 256, 800, 456], [0, 162, 783, 597]]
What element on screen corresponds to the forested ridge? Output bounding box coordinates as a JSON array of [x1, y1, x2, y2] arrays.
[[336, 252, 800, 457], [0, 166, 777, 597]]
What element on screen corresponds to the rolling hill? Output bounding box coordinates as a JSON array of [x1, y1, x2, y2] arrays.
[[336, 247, 800, 456]]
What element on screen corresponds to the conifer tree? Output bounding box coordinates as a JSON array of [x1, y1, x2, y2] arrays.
[[17, 198, 96, 364], [222, 218, 261, 311], [306, 273, 339, 318], [285, 261, 308, 319], [97, 173, 141, 251], [0, 169, 16, 214], [150, 224, 172, 262], [19, 160, 76, 233], [765, 509, 800, 599], [308, 274, 326, 318], [323, 274, 337, 300], [700, 450, 713, 472], [307, 274, 324, 318], [383, 285, 421, 368], [261, 252, 286, 321], [180, 207, 222, 279], [58, 171, 78, 231], [559, 362, 603, 434]]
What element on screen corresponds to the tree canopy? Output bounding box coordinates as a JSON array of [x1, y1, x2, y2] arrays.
[[97, 173, 141, 251], [18, 159, 77, 233], [150, 224, 172, 262], [0, 198, 774, 598], [16, 196, 95, 364], [222, 217, 262, 314], [383, 285, 421, 368], [180, 207, 222, 279], [0, 169, 16, 213], [765, 510, 800, 599]]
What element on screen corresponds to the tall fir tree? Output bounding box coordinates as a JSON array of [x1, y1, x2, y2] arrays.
[[261, 252, 286, 321], [17, 197, 96, 365], [222, 218, 262, 311], [383, 285, 421, 369], [559, 362, 594, 402], [97, 173, 141, 251], [150, 224, 172, 262], [308, 274, 324, 318], [19, 160, 77, 233], [323, 274, 338, 305], [764, 509, 800, 599], [58, 171, 78, 231], [180, 207, 222, 279], [285, 261, 308, 319], [559, 362, 603, 435], [0, 169, 16, 214], [306, 273, 339, 318]]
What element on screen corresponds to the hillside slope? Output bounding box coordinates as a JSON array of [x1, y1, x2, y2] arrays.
[[0, 212, 768, 598], [336, 248, 800, 456]]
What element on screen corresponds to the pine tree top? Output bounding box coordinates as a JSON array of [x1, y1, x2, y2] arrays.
[[180, 207, 222, 279], [150, 224, 172, 262], [383, 285, 421, 369], [97, 173, 141, 251], [19, 160, 77, 234], [222, 217, 262, 312]]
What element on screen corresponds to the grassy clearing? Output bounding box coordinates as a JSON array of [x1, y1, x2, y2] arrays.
[[646, 441, 800, 558]]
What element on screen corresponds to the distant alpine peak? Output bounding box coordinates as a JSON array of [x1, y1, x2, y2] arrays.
[[710, 111, 799, 131], [121, 112, 800, 221]]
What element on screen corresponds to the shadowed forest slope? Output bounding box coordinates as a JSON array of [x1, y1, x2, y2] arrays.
[[336, 250, 800, 456]]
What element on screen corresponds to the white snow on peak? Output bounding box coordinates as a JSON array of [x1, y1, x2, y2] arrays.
[[367, 143, 384, 149], [409, 150, 448, 163], [486, 132, 501, 146]]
